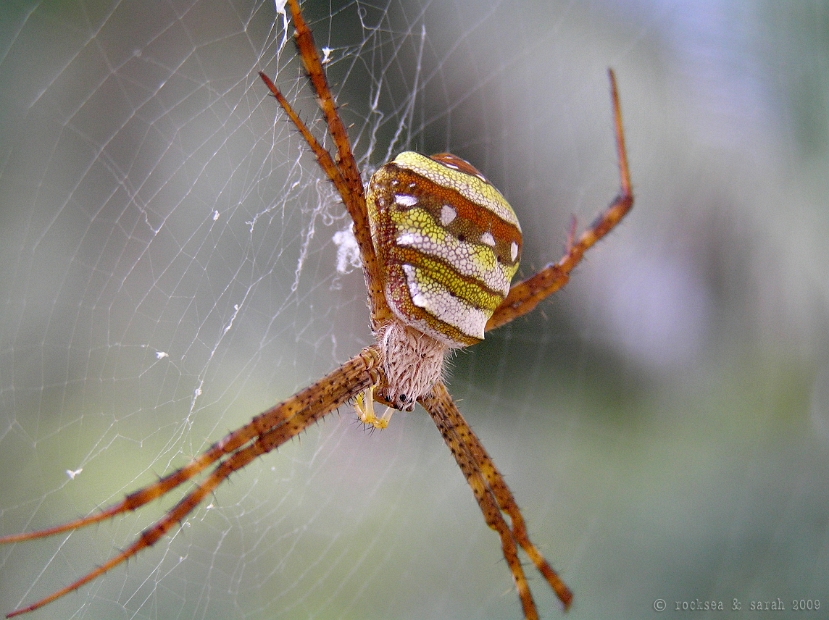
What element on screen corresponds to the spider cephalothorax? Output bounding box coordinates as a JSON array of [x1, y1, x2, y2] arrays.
[[1, 1, 633, 617], [367, 151, 522, 411]]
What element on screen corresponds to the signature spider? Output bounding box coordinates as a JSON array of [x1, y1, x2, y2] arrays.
[[1, 1, 633, 618]]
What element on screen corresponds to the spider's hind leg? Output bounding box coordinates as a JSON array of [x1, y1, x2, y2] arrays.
[[486, 68, 633, 332]]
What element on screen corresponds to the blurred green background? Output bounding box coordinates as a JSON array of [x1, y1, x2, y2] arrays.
[[1, 1, 827, 619]]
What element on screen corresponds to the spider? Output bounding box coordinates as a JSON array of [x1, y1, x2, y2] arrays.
[[1, 1, 633, 618]]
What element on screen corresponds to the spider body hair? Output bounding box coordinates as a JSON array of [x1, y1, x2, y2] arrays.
[[378, 320, 448, 411]]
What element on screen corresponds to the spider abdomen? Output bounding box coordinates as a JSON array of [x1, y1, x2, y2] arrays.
[[367, 151, 522, 348]]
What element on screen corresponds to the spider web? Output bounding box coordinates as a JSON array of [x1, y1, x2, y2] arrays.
[[2, 1, 829, 619]]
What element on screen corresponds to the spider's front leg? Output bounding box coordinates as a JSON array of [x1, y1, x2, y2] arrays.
[[420, 383, 573, 617], [1, 347, 384, 618]]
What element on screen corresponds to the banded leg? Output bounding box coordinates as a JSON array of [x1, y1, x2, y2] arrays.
[[420, 382, 572, 618], [3, 347, 382, 618], [487, 69, 632, 331], [263, 0, 393, 327]]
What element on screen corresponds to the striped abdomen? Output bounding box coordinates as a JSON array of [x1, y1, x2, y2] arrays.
[[367, 151, 522, 348]]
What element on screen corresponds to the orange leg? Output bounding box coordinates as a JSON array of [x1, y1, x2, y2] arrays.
[[261, 0, 393, 329], [3, 348, 382, 618], [420, 382, 573, 618], [488, 69, 633, 332]]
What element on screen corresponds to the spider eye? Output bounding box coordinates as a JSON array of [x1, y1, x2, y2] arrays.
[[396, 393, 416, 412], [366, 151, 522, 349]]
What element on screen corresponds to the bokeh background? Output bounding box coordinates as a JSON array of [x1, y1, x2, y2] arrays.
[[1, 1, 827, 618]]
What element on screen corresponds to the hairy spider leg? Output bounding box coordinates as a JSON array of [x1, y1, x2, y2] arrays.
[[421, 383, 573, 618], [3, 349, 382, 618], [286, 0, 363, 205], [487, 69, 633, 331], [420, 384, 536, 617], [262, 0, 394, 330], [0, 348, 380, 546], [258, 72, 390, 330]]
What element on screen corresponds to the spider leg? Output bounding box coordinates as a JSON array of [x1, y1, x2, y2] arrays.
[[285, 0, 363, 202], [426, 383, 573, 609], [420, 383, 571, 619], [259, 72, 349, 218], [258, 72, 388, 327], [0, 347, 382, 545], [487, 69, 633, 332], [4, 348, 382, 618], [264, 0, 393, 329]]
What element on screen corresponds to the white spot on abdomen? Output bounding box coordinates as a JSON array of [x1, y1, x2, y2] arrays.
[[440, 204, 457, 226], [395, 193, 418, 207]]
